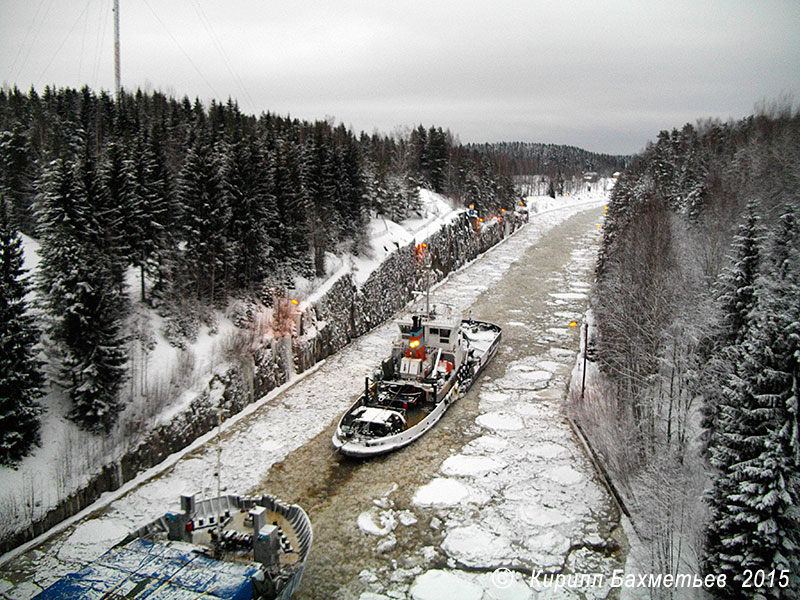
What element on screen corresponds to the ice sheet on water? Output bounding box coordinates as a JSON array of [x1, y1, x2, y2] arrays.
[[463, 435, 508, 454], [525, 441, 570, 459], [440, 455, 504, 477], [441, 524, 513, 568], [410, 570, 483, 600], [542, 464, 585, 485], [56, 519, 130, 563], [357, 510, 397, 536], [476, 411, 525, 431], [479, 390, 509, 403], [549, 292, 589, 300], [524, 530, 573, 567], [412, 478, 470, 507], [517, 505, 573, 528]]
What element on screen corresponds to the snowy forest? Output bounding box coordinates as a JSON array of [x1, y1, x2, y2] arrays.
[[469, 141, 627, 177], [580, 105, 800, 597], [0, 84, 625, 464]]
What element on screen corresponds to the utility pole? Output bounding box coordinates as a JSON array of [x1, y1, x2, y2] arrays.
[[580, 321, 588, 400], [114, 0, 121, 97]]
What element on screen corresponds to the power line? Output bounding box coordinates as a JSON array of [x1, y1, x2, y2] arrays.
[[77, 0, 92, 83], [141, 0, 221, 100], [38, 0, 93, 83], [188, 0, 257, 113], [91, 0, 111, 90], [12, 0, 54, 84]]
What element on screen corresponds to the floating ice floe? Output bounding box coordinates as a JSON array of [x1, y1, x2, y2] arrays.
[[480, 390, 509, 403], [412, 478, 470, 507], [534, 360, 563, 372], [398, 510, 418, 526], [517, 505, 573, 528], [464, 435, 508, 454], [476, 411, 525, 431], [357, 510, 397, 536], [514, 403, 544, 417], [547, 327, 572, 336], [524, 530, 573, 567], [441, 455, 504, 477], [542, 464, 584, 485], [441, 524, 513, 568], [57, 518, 130, 563], [525, 441, 570, 459], [549, 292, 589, 300], [410, 570, 483, 600], [515, 369, 553, 382]]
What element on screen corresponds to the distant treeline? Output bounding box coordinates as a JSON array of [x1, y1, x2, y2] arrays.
[[467, 141, 630, 178], [586, 106, 800, 594]]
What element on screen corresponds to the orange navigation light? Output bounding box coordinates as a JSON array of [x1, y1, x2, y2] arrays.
[[290, 299, 299, 305], [478, 217, 484, 223], [409, 339, 420, 349], [568, 321, 579, 328], [500, 208, 506, 213]]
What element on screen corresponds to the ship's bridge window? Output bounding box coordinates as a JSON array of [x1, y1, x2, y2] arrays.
[[428, 327, 439, 336], [399, 324, 412, 339], [439, 328, 451, 343]]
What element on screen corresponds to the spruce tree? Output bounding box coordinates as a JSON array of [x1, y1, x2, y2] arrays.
[[705, 276, 800, 597], [0, 198, 42, 464], [717, 203, 764, 346], [704, 212, 800, 597], [36, 155, 127, 432], [702, 203, 765, 445], [124, 132, 170, 302], [272, 137, 311, 278], [224, 135, 275, 290], [178, 131, 231, 302]]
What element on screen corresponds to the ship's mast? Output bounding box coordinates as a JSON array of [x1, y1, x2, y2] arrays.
[[114, 0, 121, 97]]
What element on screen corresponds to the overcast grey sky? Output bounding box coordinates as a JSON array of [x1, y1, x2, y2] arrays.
[[1, 1, 798, 155]]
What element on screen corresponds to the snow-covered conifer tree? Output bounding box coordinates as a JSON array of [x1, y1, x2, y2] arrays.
[[178, 131, 232, 302], [224, 135, 276, 290], [704, 212, 800, 596], [702, 202, 765, 445], [0, 197, 42, 464], [36, 155, 128, 432]]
